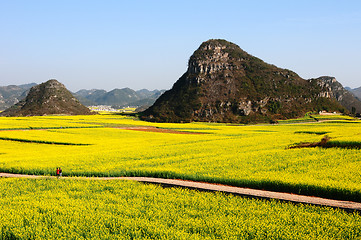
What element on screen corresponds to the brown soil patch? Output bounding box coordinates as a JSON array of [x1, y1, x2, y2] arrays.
[[288, 135, 330, 149], [114, 126, 203, 134]]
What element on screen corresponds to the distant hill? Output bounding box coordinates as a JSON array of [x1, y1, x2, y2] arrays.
[[74, 89, 107, 106], [142, 39, 346, 123], [0, 80, 93, 116], [136, 89, 164, 99], [96, 88, 141, 106], [0, 83, 37, 110], [313, 77, 361, 114], [74, 88, 165, 109], [349, 86, 361, 100]]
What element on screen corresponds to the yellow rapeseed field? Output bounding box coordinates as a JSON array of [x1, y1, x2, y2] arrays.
[[1, 114, 361, 239], [0, 114, 360, 200], [0, 178, 360, 239]]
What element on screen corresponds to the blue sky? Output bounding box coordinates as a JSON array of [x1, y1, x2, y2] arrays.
[[1, 0, 360, 91]]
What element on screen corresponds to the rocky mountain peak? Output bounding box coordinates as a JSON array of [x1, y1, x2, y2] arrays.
[[44, 79, 63, 86], [24, 79, 76, 105], [142, 39, 346, 123], [188, 39, 243, 76]]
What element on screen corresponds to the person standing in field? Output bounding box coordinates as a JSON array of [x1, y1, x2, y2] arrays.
[[59, 167, 62, 177], [56, 167, 60, 178]]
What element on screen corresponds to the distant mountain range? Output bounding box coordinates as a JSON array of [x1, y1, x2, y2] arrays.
[[0, 57, 359, 121], [0, 83, 165, 110], [74, 88, 165, 108]]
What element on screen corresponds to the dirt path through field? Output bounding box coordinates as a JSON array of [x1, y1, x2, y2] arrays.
[[1, 172, 360, 211]]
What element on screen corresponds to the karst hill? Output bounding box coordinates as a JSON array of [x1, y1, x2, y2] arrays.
[[312, 76, 361, 115], [142, 39, 348, 123], [0, 79, 93, 117]]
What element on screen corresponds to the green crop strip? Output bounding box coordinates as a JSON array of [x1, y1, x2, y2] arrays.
[[0, 137, 90, 146], [295, 131, 329, 135], [325, 141, 361, 149], [0, 126, 103, 131]]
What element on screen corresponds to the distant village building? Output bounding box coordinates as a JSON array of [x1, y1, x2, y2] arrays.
[[89, 105, 119, 112], [319, 110, 339, 115], [89, 105, 136, 113]]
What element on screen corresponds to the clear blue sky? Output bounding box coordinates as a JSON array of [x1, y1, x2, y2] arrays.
[[1, 0, 360, 91]]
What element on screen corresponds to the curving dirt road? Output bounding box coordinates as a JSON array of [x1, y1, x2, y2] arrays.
[[1, 172, 360, 212]]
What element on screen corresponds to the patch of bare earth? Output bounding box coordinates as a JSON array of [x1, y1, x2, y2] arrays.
[[288, 135, 330, 149], [114, 126, 203, 134]]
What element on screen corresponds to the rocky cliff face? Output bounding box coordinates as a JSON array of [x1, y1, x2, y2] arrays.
[[0, 80, 93, 117], [314, 76, 361, 114], [142, 39, 345, 123]]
